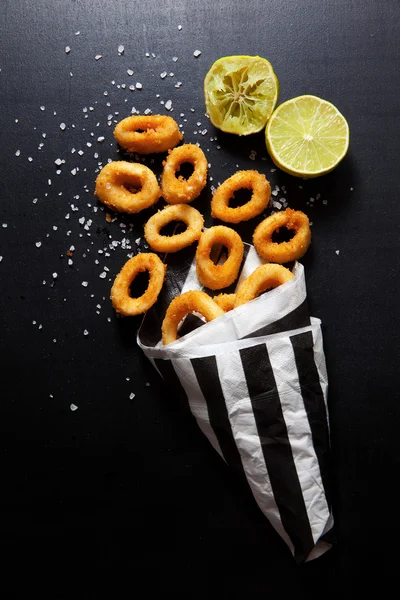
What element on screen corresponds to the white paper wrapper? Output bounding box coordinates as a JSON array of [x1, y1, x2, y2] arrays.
[[138, 243, 333, 563]]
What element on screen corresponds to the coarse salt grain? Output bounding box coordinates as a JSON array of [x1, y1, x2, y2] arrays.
[[160, 71, 167, 79], [336, 250, 340, 255], [15, 150, 20, 156], [193, 50, 201, 57], [97, 136, 105, 142], [129, 392, 135, 400], [165, 99, 172, 111], [70, 403, 78, 411], [82, 281, 88, 287], [95, 55, 102, 61], [118, 45, 125, 54], [60, 123, 66, 130], [83, 329, 89, 335], [127, 69, 134, 76], [35, 242, 42, 248], [65, 46, 70, 54], [52, 272, 58, 279], [135, 82, 143, 89]]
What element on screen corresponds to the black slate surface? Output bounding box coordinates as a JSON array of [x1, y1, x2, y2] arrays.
[[1, 0, 399, 595]]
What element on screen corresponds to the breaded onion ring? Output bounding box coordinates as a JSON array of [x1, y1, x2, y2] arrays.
[[113, 115, 182, 154], [111, 253, 166, 316], [253, 208, 311, 263], [213, 293, 236, 312], [95, 161, 160, 213], [161, 144, 208, 204], [144, 204, 204, 253], [234, 264, 294, 307], [162, 290, 224, 345], [195, 226, 244, 290], [211, 170, 271, 223]]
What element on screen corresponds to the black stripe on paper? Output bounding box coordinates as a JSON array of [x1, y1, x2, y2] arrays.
[[191, 355, 246, 479], [290, 330, 332, 508], [154, 358, 189, 405], [240, 343, 315, 563], [242, 299, 310, 339]]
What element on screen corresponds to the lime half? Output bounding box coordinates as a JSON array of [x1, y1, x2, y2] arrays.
[[266, 95, 349, 178], [204, 55, 279, 136]]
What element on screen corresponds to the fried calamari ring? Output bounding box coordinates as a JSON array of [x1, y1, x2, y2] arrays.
[[213, 293, 236, 312], [195, 226, 244, 290], [211, 170, 271, 223], [113, 115, 182, 154], [234, 264, 294, 307], [144, 204, 204, 253], [161, 144, 208, 204], [95, 161, 160, 213], [253, 208, 311, 263], [111, 253, 166, 316], [162, 290, 224, 345]]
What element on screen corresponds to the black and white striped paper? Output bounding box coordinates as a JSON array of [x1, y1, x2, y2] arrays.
[[138, 244, 333, 563]]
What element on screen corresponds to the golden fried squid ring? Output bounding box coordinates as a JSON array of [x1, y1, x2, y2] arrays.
[[144, 204, 204, 253], [195, 226, 244, 290], [162, 290, 224, 345], [95, 161, 160, 213], [213, 293, 236, 312], [234, 264, 294, 307], [111, 253, 166, 316], [253, 208, 311, 263], [113, 115, 182, 154], [211, 170, 271, 223], [161, 144, 208, 204]]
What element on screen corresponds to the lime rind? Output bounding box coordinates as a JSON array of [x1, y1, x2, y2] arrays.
[[204, 55, 279, 136], [266, 95, 349, 177]]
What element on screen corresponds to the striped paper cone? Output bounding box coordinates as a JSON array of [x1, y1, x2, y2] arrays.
[[138, 243, 333, 563]]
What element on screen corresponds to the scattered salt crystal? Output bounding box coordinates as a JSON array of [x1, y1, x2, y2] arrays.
[[70, 403, 78, 411], [135, 82, 143, 89], [0, 256, 3, 262], [83, 329, 89, 336], [99, 272, 107, 279], [60, 122, 66, 131], [71, 168, 77, 175], [193, 50, 201, 57], [118, 44, 125, 55], [33, 198, 38, 204], [86, 142, 92, 147], [65, 46, 70, 54], [97, 136, 105, 142], [2, 223, 8, 228], [160, 71, 167, 79], [178, 25, 182, 30], [144, 108, 151, 115], [68, 259, 73, 266], [75, 31, 80, 36], [127, 69, 134, 76], [52, 272, 58, 279], [249, 150, 257, 160], [322, 199, 328, 205], [35, 242, 42, 248], [40, 106, 45, 111], [78, 150, 84, 156], [175, 81, 182, 88], [165, 99, 172, 111], [129, 85, 135, 91], [15, 150, 20, 156], [129, 392, 135, 400], [172, 56, 178, 62], [82, 281, 88, 287], [95, 55, 102, 61], [336, 250, 340, 255], [145, 382, 150, 387]]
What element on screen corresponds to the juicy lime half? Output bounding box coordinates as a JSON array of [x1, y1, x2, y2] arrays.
[[266, 95, 349, 178], [204, 55, 279, 136]]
